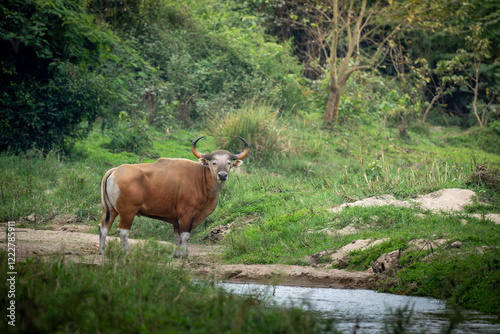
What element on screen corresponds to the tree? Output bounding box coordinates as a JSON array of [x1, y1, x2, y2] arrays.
[[285, 1, 409, 124], [452, 25, 495, 127], [284, 0, 453, 125], [418, 59, 457, 124], [391, 0, 500, 126]]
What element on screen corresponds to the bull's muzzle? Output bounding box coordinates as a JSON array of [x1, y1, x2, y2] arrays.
[[218, 172, 228, 181]]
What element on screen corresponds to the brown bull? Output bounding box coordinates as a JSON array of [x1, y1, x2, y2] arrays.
[[98, 136, 249, 258]]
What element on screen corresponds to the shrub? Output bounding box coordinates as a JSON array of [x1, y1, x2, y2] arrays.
[[0, 0, 114, 153], [0, 64, 108, 152]]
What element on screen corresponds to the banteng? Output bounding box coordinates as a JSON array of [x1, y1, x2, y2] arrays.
[[98, 136, 249, 258]]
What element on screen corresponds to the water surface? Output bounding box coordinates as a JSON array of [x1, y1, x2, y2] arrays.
[[220, 282, 500, 333]]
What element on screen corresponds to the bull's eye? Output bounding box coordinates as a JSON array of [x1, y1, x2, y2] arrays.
[[227, 161, 231, 166], [212, 161, 217, 166]]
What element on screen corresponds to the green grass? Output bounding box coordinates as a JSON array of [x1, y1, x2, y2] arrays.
[[0, 151, 105, 222]]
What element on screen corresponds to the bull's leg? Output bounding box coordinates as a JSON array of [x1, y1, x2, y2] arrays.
[[181, 232, 190, 259], [176, 217, 193, 259], [99, 209, 118, 255], [173, 223, 182, 258], [117, 213, 135, 255], [117, 228, 130, 254]]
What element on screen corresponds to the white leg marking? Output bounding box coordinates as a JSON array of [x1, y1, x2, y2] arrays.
[[106, 172, 120, 211], [181, 232, 190, 258], [173, 232, 181, 258], [118, 228, 130, 254], [99, 225, 108, 255]]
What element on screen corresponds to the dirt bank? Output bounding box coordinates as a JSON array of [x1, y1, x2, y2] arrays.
[[0, 225, 377, 289]]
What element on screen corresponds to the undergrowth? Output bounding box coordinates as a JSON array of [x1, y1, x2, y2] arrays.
[[383, 247, 500, 315]]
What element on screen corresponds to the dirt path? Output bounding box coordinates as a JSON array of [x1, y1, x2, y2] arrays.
[[0, 224, 377, 289]]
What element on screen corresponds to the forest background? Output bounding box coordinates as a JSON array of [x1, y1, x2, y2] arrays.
[[1, 0, 499, 152]]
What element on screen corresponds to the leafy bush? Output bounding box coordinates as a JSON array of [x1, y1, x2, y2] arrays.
[[210, 101, 290, 164], [0, 0, 114, 153], [0, 64, 108, 152], [118, 0, 308, 124]]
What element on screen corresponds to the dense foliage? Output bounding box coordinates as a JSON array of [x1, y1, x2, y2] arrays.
[[0, 0, 115, 152]]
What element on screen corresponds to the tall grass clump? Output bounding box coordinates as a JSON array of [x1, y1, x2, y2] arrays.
[[210, 101, 291, 164]]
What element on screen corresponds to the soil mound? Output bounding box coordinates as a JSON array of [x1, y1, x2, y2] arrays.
[[329, 188, 476, 213]]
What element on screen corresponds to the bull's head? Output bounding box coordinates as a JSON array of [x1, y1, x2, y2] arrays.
[[191, 136, 249, 182]]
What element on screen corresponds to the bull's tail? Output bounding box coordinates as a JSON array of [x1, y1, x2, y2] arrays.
[[101, 169, 115, 227], [99, 169, 116, 255]]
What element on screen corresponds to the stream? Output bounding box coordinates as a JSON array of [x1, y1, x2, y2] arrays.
[[219, 282, 500, 333]]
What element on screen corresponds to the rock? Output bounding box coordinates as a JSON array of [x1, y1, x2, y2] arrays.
[[470, 213, 500, 225], [207, 215, 256, 243], [449, 241, 463, 248], [367, 250, 401, 273], [26, 213, 37, 222], [309, 239, 389, 265], [329, 195, 412, 213], [413, 188, 475, 212], [317, 224, 358, 236], [329, 188, 478, 214], [339, 224, 358, 235], [476, 246, 489, 254], [208, 225, 231, 243], [370, 260, 384, 273]]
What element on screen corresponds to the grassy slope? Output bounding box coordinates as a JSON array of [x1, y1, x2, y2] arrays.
[[1, 120, 500, 314]]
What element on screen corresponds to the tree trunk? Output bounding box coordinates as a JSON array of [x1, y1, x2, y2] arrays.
[[472, 66, 483, 127], [324, 83, 342, 125], [421, 86, 445, 124]]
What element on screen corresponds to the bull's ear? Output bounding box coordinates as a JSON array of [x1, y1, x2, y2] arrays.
[[199, 158, 209, 167], [233, 159, 244, 167]]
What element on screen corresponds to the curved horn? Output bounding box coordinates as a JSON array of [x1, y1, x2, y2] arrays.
[[233, 136, 249, 160], [191, 136, 205, 159]]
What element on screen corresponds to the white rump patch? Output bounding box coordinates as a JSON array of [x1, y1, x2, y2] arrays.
[[106, 172, 120, 211]]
